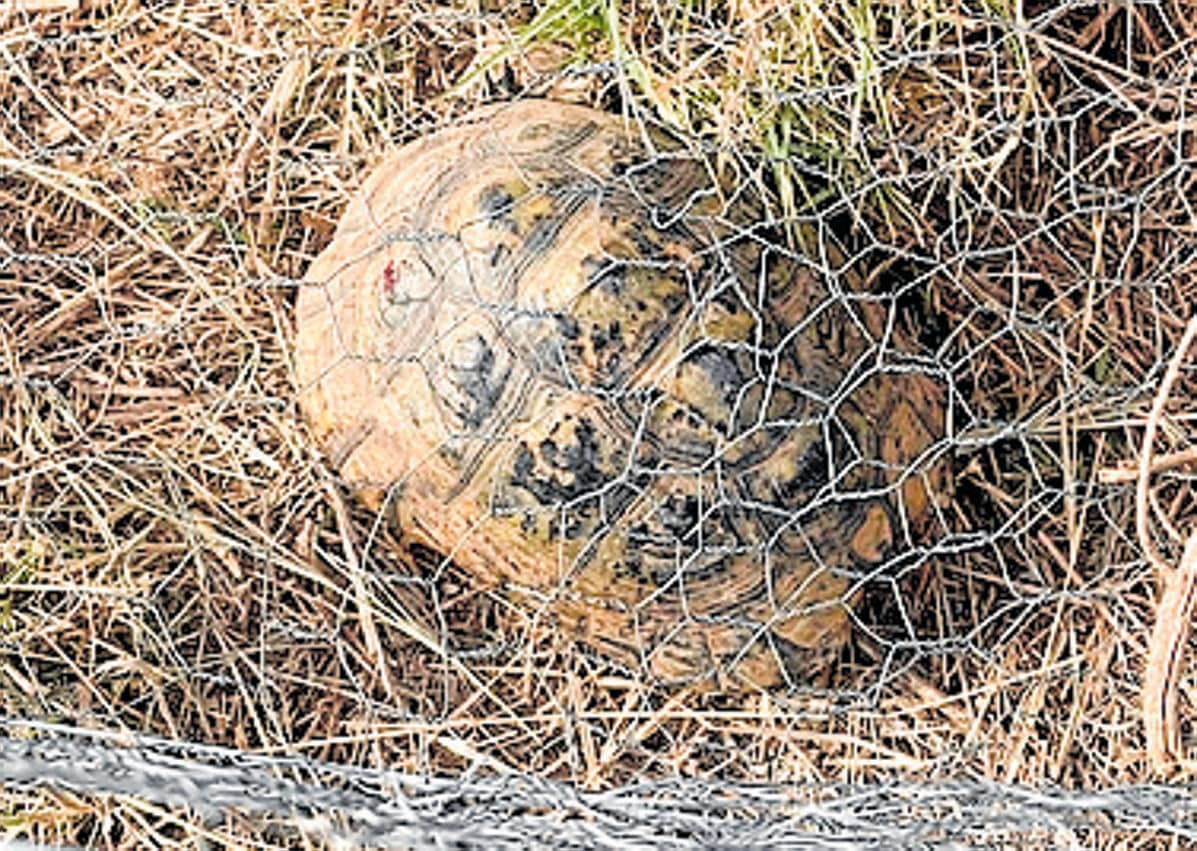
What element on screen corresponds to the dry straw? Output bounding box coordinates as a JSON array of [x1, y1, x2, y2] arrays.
[[1, 0, 1196, 846]]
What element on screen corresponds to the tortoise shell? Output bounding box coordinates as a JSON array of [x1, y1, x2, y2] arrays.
[[294, 100, 943, 687]]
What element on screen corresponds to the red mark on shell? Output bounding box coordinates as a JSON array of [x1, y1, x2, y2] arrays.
[[382, 260, 397, 298]]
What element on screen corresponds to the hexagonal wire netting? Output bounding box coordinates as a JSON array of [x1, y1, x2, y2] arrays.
[[1, 0, 1195, 847]]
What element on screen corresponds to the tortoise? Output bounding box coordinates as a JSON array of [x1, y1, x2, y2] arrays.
[[294, 99, 944, 688]]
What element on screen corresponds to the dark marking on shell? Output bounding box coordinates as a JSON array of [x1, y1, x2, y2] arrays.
[[791, 439, 830, 496], [488, 244, 511, 268], [689, 346, 746, 411], [479, 185, 516, 223], [449, 333, 509, 429], [656, 492, 699, 540], [556, 314, 581, 341], [589, 260, 626, 296], [524, 217, 559, 256], [511, 416, 608, 506]]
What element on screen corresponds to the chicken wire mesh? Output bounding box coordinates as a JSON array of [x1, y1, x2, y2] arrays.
[[292, 94, 953, 692], [2, 720, 1197, 849], [1, 0, 1196, 848]]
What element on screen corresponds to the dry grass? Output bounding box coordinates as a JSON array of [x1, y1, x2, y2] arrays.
[[1, 0, 1196, 846]]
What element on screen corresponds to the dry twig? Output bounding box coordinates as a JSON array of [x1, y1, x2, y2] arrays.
[[1137, 316, 1197, 773]]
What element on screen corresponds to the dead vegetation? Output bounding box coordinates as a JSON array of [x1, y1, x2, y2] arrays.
[[1, 0, 1196, 846]]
